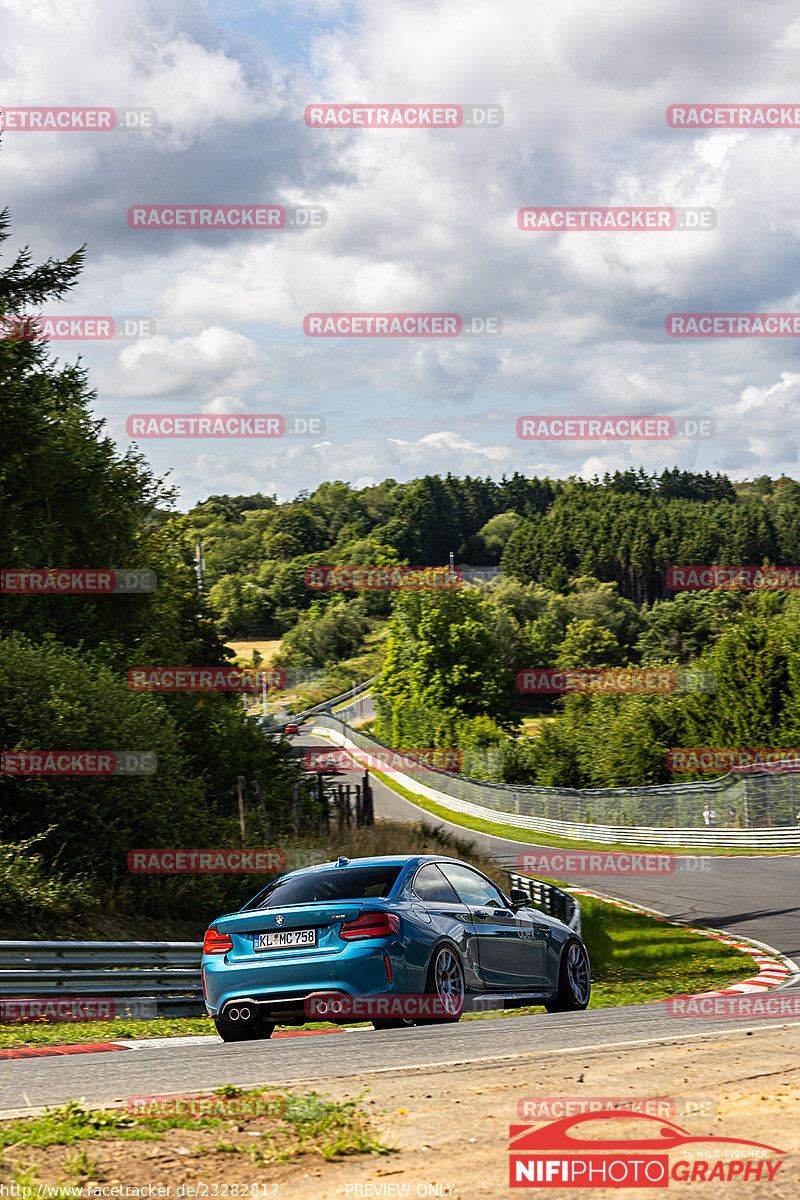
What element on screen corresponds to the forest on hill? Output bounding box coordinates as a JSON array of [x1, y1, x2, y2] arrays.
[[177, 471, 800, 790]]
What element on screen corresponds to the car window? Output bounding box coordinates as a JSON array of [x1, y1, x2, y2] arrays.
[[411, 863, 461, 903], [439, 863, 509, 909], [245, 865, 401, 909]]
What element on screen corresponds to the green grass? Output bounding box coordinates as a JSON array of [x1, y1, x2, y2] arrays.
[[365, 765, 800, 855], [0, 1015, 216, 1048], [270, 636, 385, 716], [0, 1015, 365, 1047], [579, 895, 754, 1006], [0, 1096, 215, 1148], [0, 1090, 392, 1160], [509, 709, 553, 737], [331, 693, 371, 714]]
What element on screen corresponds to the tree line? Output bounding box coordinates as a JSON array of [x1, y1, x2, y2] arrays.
[[0, 205, 309, 917]]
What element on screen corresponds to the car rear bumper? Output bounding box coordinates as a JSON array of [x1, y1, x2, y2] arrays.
[[202, 943, 403, 1018]]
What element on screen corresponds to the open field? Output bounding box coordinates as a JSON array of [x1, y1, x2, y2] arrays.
[[224, 640, 282, 664]]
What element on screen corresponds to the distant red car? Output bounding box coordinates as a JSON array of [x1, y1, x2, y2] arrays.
[[284, 723, 300, 736]]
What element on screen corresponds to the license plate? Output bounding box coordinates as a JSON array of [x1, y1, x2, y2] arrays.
[[254, 928, 316, 951]]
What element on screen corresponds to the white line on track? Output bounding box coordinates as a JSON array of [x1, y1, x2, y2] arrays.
[[265, 1019, 800, 1082], [3, 1022, 800, 1121]]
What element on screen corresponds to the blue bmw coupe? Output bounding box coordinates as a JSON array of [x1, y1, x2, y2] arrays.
[[201, 854, 591, 1041]]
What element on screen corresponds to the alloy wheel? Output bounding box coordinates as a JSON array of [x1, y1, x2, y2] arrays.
[[566, 943, 591, 1005], [433, 946, 465, 1015]]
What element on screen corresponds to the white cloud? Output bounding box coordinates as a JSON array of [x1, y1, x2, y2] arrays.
[[111, 327, 262, 397], [4, 0, 800, 504]]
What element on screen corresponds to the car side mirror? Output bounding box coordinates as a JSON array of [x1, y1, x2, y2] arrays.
[[510, 888, 531, 908]]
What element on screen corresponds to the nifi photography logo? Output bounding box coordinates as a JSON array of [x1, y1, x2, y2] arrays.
[[508, 1111, 786, 1187]]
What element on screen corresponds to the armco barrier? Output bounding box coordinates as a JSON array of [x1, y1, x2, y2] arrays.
[[263, 677, 377, 734], [0, 889, 580, 1019], [0, 942, 205, 1018], [311, 715, 800, 848], [508, 872, 581, 936]]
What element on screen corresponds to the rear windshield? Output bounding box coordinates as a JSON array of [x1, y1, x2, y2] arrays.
[[245, 865, 402, 909]]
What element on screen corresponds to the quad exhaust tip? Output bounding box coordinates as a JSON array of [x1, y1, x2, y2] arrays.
[[227, 1005, 251, 1022]]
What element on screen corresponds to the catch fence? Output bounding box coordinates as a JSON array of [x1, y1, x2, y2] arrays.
[[312, 714, 800, 844]]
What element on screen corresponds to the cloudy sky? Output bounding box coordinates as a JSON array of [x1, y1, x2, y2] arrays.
[[2, 0, 800, 506]]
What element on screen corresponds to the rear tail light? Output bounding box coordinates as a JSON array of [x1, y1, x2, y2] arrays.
[[339, 912, 400, 940], [203, 926, 233, 954]]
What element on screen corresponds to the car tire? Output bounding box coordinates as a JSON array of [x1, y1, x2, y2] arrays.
[[416, 943, 465, 1024], [545, 941, 591, 1012], [214, 1011, 275, 1042]]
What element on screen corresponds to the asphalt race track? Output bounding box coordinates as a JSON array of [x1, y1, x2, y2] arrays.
[[301, 727, 800, 975], [2, 724, 798, 1114], [3, 1004, 800, 1114]]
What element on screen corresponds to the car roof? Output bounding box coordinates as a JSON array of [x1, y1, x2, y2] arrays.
[[277, 853, 470, 877], [240, 853, 512, 914]]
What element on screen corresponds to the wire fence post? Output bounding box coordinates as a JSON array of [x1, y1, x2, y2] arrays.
[[236, 775, 248, 844], [291, 780, 301, 835], [251, 780, 269, 843]]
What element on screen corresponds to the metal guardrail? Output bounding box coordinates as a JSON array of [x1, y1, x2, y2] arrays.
[[312, 715, 800, 846], [507, 873, 582, 936], [264, 677, 378, 735], [0, 941, 205, 1017], [0, 890, 578, 1018]]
